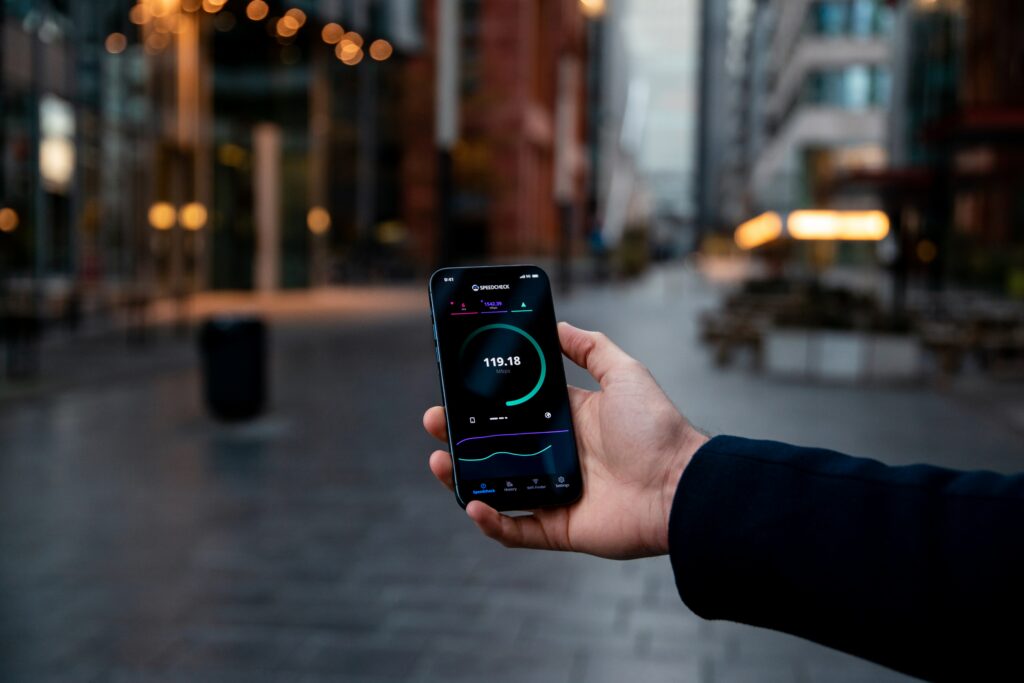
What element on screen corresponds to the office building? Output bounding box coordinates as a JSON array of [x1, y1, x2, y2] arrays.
[[748, 0, 894, 215]]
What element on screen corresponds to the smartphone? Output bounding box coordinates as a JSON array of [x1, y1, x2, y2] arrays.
[[429, 265, 583, 511]]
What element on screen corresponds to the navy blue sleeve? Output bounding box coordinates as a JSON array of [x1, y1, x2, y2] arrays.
[[668, 435, 1024, 682]]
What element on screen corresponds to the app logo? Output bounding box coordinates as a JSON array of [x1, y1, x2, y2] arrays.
[[472, 284, 479, 291]]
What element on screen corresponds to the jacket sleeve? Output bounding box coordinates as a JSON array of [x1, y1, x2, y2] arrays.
[[668, 435, 1024, 682]]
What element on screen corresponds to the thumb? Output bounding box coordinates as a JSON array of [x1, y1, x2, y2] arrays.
[[558, 322, 635, 387]]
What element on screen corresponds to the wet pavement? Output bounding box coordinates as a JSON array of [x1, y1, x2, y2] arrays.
[[1, 268, 1022, 682]]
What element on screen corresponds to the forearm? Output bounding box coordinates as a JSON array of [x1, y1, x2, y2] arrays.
[[669, 436, 1024, 681]]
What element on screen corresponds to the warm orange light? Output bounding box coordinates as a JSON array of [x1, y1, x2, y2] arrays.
[[787, 210, 890, 241], [322, 22, 344, 44], [245, 0, 268, 21], [0, 208, 18, 233], [277, 15, 300, 37], [179, 202, 208, 231], [105, 32, 128, 54], [145, 31, 171, 52], [202, 0, 226, 13], [916, 239, 937, 263], [735, 212, 783, 250], [342, 48, 364, 65], [144, 32, 171, 53], [337, 40, 360, 58], [148, 202, 176, 230], [342, 31, 363, 47], [579, 0, 606, 18], [150, 0, 178, 18], [369, 39, 393, 61], [181, 0, 202, 11], [307, 207, 331, 235], [284, 8, 306, 26], [129, 3, 152, 24], [217, 143, 248, 167]]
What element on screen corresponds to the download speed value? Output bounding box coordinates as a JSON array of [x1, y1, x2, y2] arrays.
[[483, 356, 522, 368]]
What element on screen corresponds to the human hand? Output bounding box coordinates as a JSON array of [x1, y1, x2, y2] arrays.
[[423, 322, 708, 559]]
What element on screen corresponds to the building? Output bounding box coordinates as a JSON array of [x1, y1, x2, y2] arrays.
[[749, 0, 894, 216], [436, 0, 592, 263], [836, 0, 1024, 296], [600, 0, 700, 252], [695, 0, 758, 236], [1, 0, 602, 309]]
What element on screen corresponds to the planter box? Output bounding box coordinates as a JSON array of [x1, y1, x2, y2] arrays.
[[867, 334, 920, 381], [764, 329, 812, 377], [818, 331, 867, 382], [763, 328, 921, 383]]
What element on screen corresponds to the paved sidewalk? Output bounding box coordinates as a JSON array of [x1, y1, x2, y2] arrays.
[[1, 267, 1021, 682]]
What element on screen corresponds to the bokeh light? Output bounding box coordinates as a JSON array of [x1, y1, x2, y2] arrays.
[[245, 0, 268, 21], [369, 39, 393, 61], [0, 207, 18, 233], [579, 0, 606, 19], [307, 207, 331, 235], [917, 239, 938, 263], [321, 22, 344, 44], [148, 202, 176, 230], [129, 3, 151, 25], [105, 32, 127, 54], [276, 15, 300, 38], [179, 202, 208, 231]]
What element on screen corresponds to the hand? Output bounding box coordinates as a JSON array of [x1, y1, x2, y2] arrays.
[[423, 322, 708, 559]]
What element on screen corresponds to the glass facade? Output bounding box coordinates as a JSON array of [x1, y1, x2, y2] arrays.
[[806, 0, 894, 37], [803, 65, 891, 109]]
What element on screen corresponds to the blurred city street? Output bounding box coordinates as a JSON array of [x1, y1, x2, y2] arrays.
[[2, 0, 1024, 679], [2, 267, 1020, 683]]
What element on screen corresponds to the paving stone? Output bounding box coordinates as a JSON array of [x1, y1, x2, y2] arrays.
[[1, 271, 1021, 681]]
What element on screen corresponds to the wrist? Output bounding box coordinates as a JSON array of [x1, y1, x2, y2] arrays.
[[653, 426, 708, 555]]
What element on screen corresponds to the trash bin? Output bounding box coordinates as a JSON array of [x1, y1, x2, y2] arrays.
[[198, 316, 267, 421], [2, 313, 42, 380]]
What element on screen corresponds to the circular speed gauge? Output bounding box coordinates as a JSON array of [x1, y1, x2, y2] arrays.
[[459, 323, 546, 407]]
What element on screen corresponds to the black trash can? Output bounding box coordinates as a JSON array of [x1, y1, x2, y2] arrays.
[[2, 313, 42, 380], [198, 316, 267, 421]]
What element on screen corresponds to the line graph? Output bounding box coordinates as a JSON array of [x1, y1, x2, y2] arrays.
[[457, 444, 552, 463], [455, 429, 568, 446]]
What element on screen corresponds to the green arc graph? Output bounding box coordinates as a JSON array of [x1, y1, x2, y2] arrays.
[[459, 323, 546, 407], [457, 444, 552, 463]]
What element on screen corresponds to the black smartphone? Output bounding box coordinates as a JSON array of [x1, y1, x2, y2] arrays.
[[429, 264, 583, 511]]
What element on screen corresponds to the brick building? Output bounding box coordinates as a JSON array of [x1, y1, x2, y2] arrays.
[[402, 0, 592, 265]]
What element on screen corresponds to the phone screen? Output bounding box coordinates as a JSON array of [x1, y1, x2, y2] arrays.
[[429, 265, 582, 510]]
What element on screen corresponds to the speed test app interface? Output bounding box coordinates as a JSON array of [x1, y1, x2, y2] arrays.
[[430, 265, 581, 509]]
